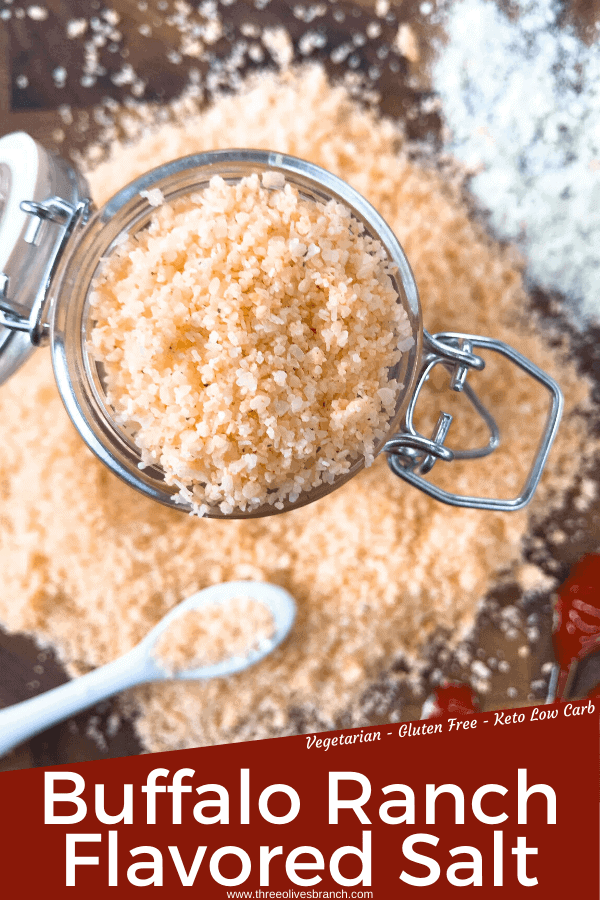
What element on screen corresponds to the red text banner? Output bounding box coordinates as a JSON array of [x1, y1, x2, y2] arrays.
[[0, 700, 598, 895]]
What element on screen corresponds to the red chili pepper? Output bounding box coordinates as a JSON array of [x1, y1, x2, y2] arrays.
[[422, 682, 479, 718], [552, 553, 600, 699]]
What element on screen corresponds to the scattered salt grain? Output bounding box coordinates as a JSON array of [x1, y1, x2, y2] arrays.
[[573, 477, 597, 512], [515, 563, 555, 595], [261, 27, 294, 69], [366, 22, 382, 40], [85, 715, 108, 751], [471, 660, 491, 680], [395, 24, 420, 63], [27, 5, 48, 21], [66, 18, 88, 39], [102, 9, 120, 27], [53, 67, 67, 87], [261, 170, 286, 190], [139, 187, 165, 207]]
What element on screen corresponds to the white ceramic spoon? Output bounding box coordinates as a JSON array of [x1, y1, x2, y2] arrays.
[[0, 581, 295, 758]]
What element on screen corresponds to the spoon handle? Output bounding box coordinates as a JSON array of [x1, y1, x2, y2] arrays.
[[0, 649, 148, 759]]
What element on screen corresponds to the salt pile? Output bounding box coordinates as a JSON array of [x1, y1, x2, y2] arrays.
[[433, 0, 600, 325]]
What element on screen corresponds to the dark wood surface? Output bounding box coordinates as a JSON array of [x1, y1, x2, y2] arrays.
[[0, 0, 599, 772]]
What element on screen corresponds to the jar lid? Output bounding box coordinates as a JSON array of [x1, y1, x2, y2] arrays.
[[0, 131, 88, 384]]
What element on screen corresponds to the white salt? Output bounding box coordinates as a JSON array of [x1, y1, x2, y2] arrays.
[[433, 0, 600, 325]]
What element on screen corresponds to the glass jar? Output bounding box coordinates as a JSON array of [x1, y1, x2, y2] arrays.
[[0, 131, 563, 518]]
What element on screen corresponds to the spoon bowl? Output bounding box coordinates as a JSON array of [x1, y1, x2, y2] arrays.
[[0, 580, 296, 758], [141, 580, 296, 681]]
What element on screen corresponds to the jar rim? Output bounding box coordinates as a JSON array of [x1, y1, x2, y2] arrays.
[[50, 149, 423, 519]]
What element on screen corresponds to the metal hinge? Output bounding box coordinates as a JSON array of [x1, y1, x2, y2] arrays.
[[0, 197, 90, 344], [384, 330, 563, 511]]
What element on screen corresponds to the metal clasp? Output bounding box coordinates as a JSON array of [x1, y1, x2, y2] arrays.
[[384, 330, 564, 511], [0, 197, 89, 345]]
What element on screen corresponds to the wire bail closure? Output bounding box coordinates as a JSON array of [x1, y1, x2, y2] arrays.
[[384, 330, 564, 511], [0, 197, 90, 345]]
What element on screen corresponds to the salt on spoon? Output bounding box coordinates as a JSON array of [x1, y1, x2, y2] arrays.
[[0, 581, 295, 758]]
